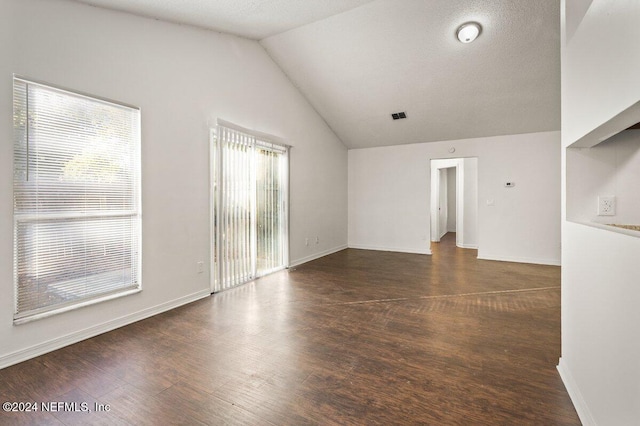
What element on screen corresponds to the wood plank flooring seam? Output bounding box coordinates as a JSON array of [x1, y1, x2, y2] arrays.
[[318, 286, 561, 307]]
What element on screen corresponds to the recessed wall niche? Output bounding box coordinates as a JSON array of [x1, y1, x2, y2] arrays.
[[566, 101, 640, 235]]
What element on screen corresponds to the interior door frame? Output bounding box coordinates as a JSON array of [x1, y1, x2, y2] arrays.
[[430, 158, 464, 247]]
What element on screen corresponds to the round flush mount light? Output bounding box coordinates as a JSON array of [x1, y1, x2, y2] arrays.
[[456, 22, 482, 43]]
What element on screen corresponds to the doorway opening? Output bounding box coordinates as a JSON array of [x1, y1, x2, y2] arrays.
[[430, 157, 478, 249]]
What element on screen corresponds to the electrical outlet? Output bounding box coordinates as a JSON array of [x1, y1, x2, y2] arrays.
[[305, 238, 309, 246], [597, 196, 616, 216], [315, 236, 319, 245], [197, 261, 204, 274]]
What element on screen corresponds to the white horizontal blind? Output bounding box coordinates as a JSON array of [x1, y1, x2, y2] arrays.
[[13, 78, 141, 322], [212, 126, 288, 292]]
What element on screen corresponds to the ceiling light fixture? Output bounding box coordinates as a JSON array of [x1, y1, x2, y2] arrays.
[[456, 22, 481, 43]]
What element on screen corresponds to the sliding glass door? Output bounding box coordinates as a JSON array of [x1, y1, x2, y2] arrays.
[[256, 146, 287, 275], [211, 125, 288, 292]]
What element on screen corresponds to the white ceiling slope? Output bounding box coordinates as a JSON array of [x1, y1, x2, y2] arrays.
[[71, 0, 560, 149], [261, 0, 560, 148], [71, 0, 377, 40]]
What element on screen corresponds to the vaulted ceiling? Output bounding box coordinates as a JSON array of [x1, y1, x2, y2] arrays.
[[72, 0, 560, 149]]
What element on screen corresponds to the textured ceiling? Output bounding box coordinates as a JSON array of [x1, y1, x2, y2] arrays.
[[71, 0, 377, 40], [262, 0, 560, 148], [70, 0, 560, 149]]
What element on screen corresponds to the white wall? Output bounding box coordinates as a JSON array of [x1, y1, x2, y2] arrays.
[[559, 1, 640, 425], [462, 157, 478, 248], [567, 130, 640, 225], [447, 167, 457, 232], [348, 131, 561, 264], [563, 1, 640, 145], [560, 223, 640, 426], [0, 0, 347, 368]]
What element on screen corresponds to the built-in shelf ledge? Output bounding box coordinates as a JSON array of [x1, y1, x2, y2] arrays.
[[607, 224, 640, 232], [569, 100, 640, 148], [574, 221, 640, 238]]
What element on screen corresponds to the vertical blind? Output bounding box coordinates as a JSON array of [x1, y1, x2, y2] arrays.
[[213, 127, 256, 290], [13, 77, 141, 323], [255, 144, 287, 275], [212, 125, 288, 292]]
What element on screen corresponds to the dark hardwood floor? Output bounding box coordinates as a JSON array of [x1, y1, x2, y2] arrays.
[[0, 233, 580, 425]]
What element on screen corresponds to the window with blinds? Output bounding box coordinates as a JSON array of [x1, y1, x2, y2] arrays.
[[13, 77, 141, 323], [211, 125, 289, 292]]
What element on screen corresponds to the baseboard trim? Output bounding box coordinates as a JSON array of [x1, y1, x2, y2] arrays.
[[0, 289, 211, 370], [477, 253, 560, 266], [348, 244, 431, 255], [457, 243, 478, 249], [557, 358, 597, 426], [289, 245, 348, 267]]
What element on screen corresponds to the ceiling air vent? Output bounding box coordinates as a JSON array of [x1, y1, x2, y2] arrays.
[[391, 112, 407, 120]]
